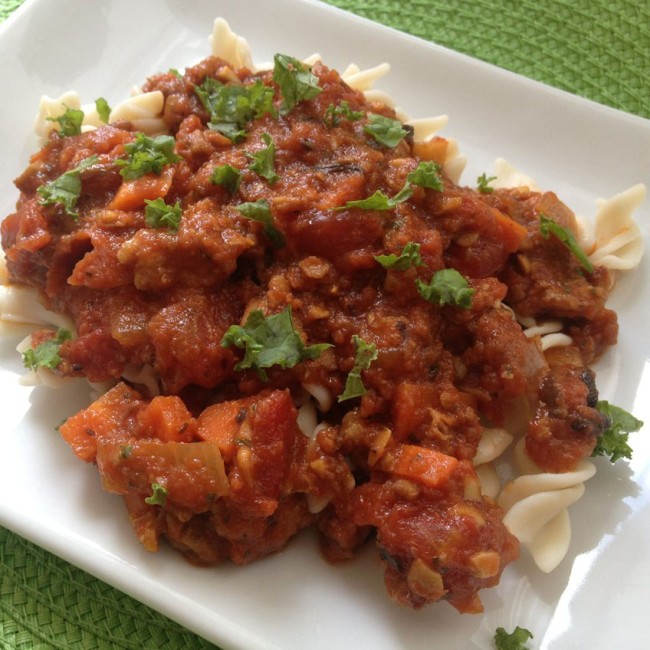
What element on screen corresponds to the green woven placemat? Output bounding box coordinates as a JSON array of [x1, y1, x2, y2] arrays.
[[1, 1, 648, 649]]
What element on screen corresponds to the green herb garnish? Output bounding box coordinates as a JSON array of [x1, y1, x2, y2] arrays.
[[22, 328, 72, 371], [247, 133, 279, 185], [493, 626, 534, 650], [593, 401, 643, 462], [221, 306, 331, 380], [95, 97, 111, 124], [144, 197, 183, 231], [48, 106, 84, 136], [210, 164, 242, 194], [37, 155, 99, 218], [115, 133, 180, 180], [416, 268, 474, 308], [324, 100, 364, 126], [195, 77, 276, 142], [363, 113, 408, 148], [144, 482, 168, 507], [338, 335, 378, 402], [273, 53, 322, 115], [375, 242, 423, 271], [477, 173, 496, 193], [235, 199, 285, 248], [539, 214, 593, 273]]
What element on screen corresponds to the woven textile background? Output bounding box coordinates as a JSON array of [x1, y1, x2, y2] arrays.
[[0, 0, 648, 649]]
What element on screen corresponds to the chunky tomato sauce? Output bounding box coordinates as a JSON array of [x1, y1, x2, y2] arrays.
[[1, 54, 616, 612]]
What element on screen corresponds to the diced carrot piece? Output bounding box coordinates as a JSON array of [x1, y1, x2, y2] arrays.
[[109, 166, 174, 211], [492, 208, 527, 252], [59, 383, 143, 463], [196, 396, 257, 461], [388, 444, 459, 489], [412, 136, 449, 166], [137, 395, 197, 443]]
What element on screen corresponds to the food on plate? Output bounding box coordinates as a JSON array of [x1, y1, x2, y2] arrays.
[[0, 18, 645, 614]]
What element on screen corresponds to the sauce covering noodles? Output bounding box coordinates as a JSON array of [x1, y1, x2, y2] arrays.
[[0, 18, 645, 614]]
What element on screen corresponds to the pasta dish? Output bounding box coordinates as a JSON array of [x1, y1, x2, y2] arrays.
[[0, 18, 644, 615]]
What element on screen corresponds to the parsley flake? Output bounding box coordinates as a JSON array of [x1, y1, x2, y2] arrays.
[[235, 199, 285, 248], [144, 197, 183, 231], [221, 306, 331, 380], [273, 53, 322, 115], [144, 482, 168, 507], [375, 242, 424, 271], [539, 214, 593, 273], [210, 164, 242, 194], [195, 77, 275, 142], [324, 100, 364, 127], [22, 328, 72, 371], [364, 113, 408, 148], [247, 133, 279, 185], [477, 173, 497, 193], [37, 155, 99, 218], [338, 335, 378, 402], [493, 626, 534, 650], [47, 106, 84, 136], [115, 133, 180, 180], [416, 268, 474, 308], [592, 401, 643, 462], [95, 97, 111, 124]]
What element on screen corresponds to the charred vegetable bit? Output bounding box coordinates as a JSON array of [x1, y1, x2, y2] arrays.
[[539, 214, 593, 273], [338, 335, 378, 402], [22, 328, 73, 371], [593, 400, 643, 462], [221, 306, 332, 380], [416, 268, 474, 308], [115, 132, 180, 180]]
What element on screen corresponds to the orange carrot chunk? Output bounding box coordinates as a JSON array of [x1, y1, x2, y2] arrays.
[[388, 444, 459, 489]]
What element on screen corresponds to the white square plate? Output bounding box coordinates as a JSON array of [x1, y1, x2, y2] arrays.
[[1, 1, 649, 648]]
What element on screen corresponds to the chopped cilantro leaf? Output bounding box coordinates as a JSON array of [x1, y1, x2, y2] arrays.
[[47, 106, 84, 136], [593, 400, 643, 462], [22, 328, 72, 371], [338, 335, 378, 402], [210, 164, 242, 194], [95, 97, 111, 124], [273, 53, 322, 115], [375, 242, 423, 270], [493, 626, 534, 650], [247, 133, 279, 185], [477, 173, 497, 193], [324, 100, 364, 126], [144, 482, 168, 507], [364, 113, 408, 148], [341, 189, 400, 211], [408, 161, 444, 191], [144, 197, 183, 231], [221, 306, 331, 380], [235, 199, 285, 248], [195, 77, 275, 141], [37, 155, 99, 218], [539, 214, 593, 273], [416, 268, 474, 308], [115, 132, 180, 180]]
